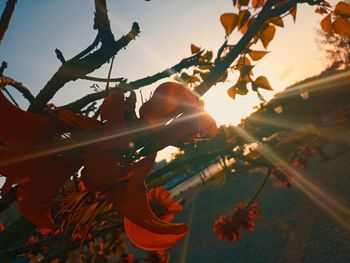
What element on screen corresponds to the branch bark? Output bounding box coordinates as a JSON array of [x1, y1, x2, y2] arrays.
[[193, 0, 277, 96], [0, 75, 35, 104], [0, 0, 17, 44], [61, 51, 205, 112], [28, 0, 140, 114]]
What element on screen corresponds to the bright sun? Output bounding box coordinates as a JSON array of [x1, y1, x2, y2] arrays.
[[202, 82, 261, 126], [202, 73, 283, 126]]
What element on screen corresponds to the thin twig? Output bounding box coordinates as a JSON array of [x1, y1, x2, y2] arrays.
[[247, 167, 272, 206], [0, 0, 17, 44], [0, 75, 35, 104], [61, 51, 205, 112]]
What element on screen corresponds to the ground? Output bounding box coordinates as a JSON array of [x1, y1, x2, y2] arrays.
[[165, 129, 350, 263]]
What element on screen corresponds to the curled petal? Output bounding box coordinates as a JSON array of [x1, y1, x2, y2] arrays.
[[0, 91, 57, 146], [139, 82, 197, 126], [115, 154, 188, 250], [124, 218, 187, 251]]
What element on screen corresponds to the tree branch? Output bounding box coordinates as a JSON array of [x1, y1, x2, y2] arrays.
[[61, 51, 205, 112], [0, 75, 35, 104], [193, 0, 277, 96], [64, 73, 124, 83], [28, 0, 140, 114], [0, 0, 17, 44]]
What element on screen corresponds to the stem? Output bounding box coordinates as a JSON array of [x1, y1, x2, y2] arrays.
[[247, 167, 272, 206]]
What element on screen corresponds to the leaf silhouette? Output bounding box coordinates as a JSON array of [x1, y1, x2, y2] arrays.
[[254, 76, 273, 90], [269, 16, 284, 27], [334, 2, 350, 18], [260, 25, 276, 49], [238, 0, 250, 6], [220, 13, 239, 36], [238, 10, 251, 29], [248, 50, 269, 61], [252, 0, 265, 10], [332, 16, 350, 37], [290, 6, 297, 23], [190, 44, 201, 54], [320, 14, 333, 35]]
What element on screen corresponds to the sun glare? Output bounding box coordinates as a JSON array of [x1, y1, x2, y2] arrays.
[[202, 71, 284, 126]]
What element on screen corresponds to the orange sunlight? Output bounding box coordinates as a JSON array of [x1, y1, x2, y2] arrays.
[[202, 73, 283, 126]]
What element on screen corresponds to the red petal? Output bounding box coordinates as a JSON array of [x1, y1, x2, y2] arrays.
[[100, 90, 125, 127], [139, 82, 197, 126], [17, 156, 80, 229], [98, 90, 131, 151], [117, 154, 188, 240], [81, 151, 129, 191], [124, 217, 187, 251], [56, 109, 103, 132], [0, 91, 57, 146]]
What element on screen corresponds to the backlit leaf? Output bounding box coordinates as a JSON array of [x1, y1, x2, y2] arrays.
[[321, 1, 331, 8], [254, 76, 273, 90], [238, 0, 250, 6], [315, 7, 328, 15], [252, 0, 265, 10], [240, 65, 254, 78], [202, 50, 213, 61], [236, 56, 251, 71], [227, 87, 236, 100], [260, 25, 276, 49], [235, 81, 249, 95], [290, 5, 297, 23], [269, 16, 284, 27], [332, 16, 350, 37], [334, 2, 350, 18], [190, 44, 201, 54], [320, 14, 333, 35], [238, 10, 251, 29], [220, 13, 239, 36], [240, 18, 254, 34], [248, 50, 269, 61]]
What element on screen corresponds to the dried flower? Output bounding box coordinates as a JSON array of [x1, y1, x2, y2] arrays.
[[213, 202, 260, 242]]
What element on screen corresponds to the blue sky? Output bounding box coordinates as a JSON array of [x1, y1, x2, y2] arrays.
[[0, 0, 332, 126]]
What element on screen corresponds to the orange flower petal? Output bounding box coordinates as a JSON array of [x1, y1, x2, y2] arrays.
[[124, 217, 187, 251], [0, 91, 57, 146], [16, 156, 80, 229], [116, 154, 188, 240], [81, 151, 129, 192], [139, 82, 197, 126], [98, 90, 131, 151], [100, 90, 125, 127], [56, 109, 103, 132]]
